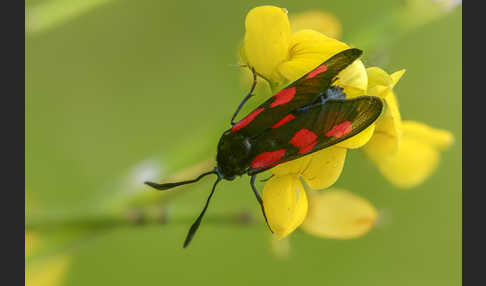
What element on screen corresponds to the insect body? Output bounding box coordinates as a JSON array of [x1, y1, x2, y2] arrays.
[[145, 48, 383, 247]]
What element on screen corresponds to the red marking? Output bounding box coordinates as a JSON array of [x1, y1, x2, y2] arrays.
[[232, 108, 265, 132], [298, 141, 317, 154], [271, 114, 296, 129], [290, 128, 318, 154], [270, 87, 296, 108], [307, 65, 328, 79], [251, 149, 286, 169], [325, 121, 353, 138]]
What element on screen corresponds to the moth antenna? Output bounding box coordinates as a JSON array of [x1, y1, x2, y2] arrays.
[[144, 169, 218, 191], [183, 177, 222, 248]]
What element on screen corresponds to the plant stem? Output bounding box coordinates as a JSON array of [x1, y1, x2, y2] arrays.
[[26, 207, 256, 233]]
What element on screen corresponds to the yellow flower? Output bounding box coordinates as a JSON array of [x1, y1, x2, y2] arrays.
[[241, 6, 367, 95], [241, 5, 373, 238], [239, 9, 343, 101], [363, 67, 454, 188], [301, 189, 378, 239], [365, 120, 454, 188], [239, 5, 454, 239]]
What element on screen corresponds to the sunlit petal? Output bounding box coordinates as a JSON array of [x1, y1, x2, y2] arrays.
[[277, 30, 349, 83], [391, 69, 406, 87], [366, 121, 453, 189], [367, 67, 394, 88], [337, 124, 376, 149], [263, 175, 308, 239], [242, 6, 291, 86], [271, 155, 312, 177], [301, 146, 347, 190], [334, 59, 368, 98], [402, 120, 454, 150], [364, 67, 405, 156], [301, 189, 378, 239]]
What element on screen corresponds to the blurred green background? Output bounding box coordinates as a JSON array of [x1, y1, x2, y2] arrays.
[[26, 0, 461, 285]]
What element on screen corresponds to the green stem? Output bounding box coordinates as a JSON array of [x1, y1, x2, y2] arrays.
[[26, 207, 256, 233]]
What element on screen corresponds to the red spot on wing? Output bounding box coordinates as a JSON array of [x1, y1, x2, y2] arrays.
[[307, 65, 328, 79], [298, 141, 318, 154], [325, 121, 353, 138], [290, 128, 318, 154], [271, 114, 296, 129], [251, 149, 286, 169], [270, 87, 296, 108], [232, 107, 265, 132]]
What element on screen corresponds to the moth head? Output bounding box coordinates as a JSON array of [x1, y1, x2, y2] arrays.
[[216, 130, 253, 179]]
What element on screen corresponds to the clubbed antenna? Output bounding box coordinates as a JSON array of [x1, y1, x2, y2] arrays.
[[144, 170, 218, 191], [144, 168, 222, 248], [183, 177, 221, 248]]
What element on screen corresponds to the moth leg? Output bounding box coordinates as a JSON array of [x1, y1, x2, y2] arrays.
[[260, 174, 274, 182], [250, 175, 273, 233], [231, 67, 257, 125]]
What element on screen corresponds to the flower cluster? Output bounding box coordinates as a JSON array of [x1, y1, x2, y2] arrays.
[[238, 6, 453, 240]]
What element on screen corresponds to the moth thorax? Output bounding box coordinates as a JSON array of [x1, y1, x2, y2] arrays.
[[325, 86, 346, 100], [216, 130, 253, 179]]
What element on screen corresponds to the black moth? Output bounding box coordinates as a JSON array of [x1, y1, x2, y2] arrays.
[[145, 48, 383, 247]]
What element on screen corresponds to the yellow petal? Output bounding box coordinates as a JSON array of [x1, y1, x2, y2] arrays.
[[372, 89, 402, 151], [339, 85, 368, 99], [334, 59, 368, 98], [370, 136, 439, 189], [301, 146, 347, 190], [365, 67, 404, 156], [366, 121, 453, 189], [262, 174, 308, 239], [277, 29, 348, 82], [271, 155, 312, 177], [402, 120, 454, 151], [336, 123, 376, 149], [242, 6, 291, 86], [289, 10, 342, 39], [391, 69, 406, 87], [363, 131, 400, 160], [271, 145, 348, 189], [367, 67, 394, 88], [301, 189, 378, 239], [277, 30, 367, 96]]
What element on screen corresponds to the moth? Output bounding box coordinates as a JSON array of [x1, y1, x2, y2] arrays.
[[145, 48, 383, 247]]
